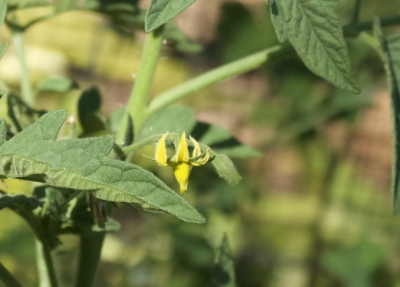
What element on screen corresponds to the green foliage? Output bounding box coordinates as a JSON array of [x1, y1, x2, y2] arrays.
[[322, 240, 386, 287], [0, 110, 205, 224], [35, 76, 78, 94], [0, 191, 41, 211], [145, 0, 196, 32], [210, 234, 236, 287], [0, 42, 7, 60], [269, 0, 360, 93], [384, 33, 400, 214]]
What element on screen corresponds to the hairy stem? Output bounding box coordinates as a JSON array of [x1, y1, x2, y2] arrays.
[[0, 262, 23, 287], [75, 233, 105, 287], [12, 32, 34, 106], [116, 25, 165, 144], [146, 44, 293, 117]]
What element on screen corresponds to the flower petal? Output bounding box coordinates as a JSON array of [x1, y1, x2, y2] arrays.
[[191, 148, 210, 166], [172, 162, 191, 193], [155, 132, 169, 166], [173, 132, 189, 163]]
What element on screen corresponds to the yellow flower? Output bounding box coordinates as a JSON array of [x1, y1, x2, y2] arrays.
[[155, 132, 210, 193]]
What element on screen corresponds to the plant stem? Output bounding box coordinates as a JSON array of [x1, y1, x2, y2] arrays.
[[75, 233, 105, 287], [351, 0, 362, 24], [146, 44, 293, 117], [35, 239, 58, 287], [116, 25, 165, 144], [12, 32, 34, 106], [343, 14, 400, 36], [0, 262, 23, 287]]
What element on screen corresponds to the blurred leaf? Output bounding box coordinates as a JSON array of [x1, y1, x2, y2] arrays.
[[196, 124, 261, 158], [109, 107, 126, 134], [322, 240, 385, 287], [6, 0, 50, 9], [36, 76, 78, 93], [0, 2, 6, 26], [145, 0, 196, 32], [77, 87, 106, 136], [217, 3, 274, 63], [164, 22, 202, 54], [210, 234, 236, 287], [138, 106, 196, 141], [211, 155, 241, 186], [383, 32, 400, 214], [269, 0, 360, 93], [0, 110, 205, 224], [0, 191, 41, 211], [0, 42, 8, 60]]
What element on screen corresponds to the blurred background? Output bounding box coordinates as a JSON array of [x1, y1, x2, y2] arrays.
[[1, 0, 400, 286]]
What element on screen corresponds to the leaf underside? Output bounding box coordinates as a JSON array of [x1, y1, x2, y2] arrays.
[[0, 110, 205, 223], [269, 0, 359, 93], [145, 0, 196, 32]]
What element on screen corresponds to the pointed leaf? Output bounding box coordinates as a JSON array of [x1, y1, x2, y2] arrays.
[[211, 154, 241, 186], [145, 0, 196, 32], [269, 0, 359, 93], [0, 110, 205, 223], [0, 191, 41, 210], [0, 1, 6, 27], [0, 42, 8, 61], [384, 33, 400, 215], [36, 76, 78, 93], [210, 234, 236, 287]]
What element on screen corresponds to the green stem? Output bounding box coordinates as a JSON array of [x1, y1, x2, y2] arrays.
[[351, 0, 362, 24], [0, 262, 23, 287], [35, 239, 58, 287], [116, 25, 165, 144], [343, 14, 400, 36], [146, 44, 293, 117], [12, 32, 34, 106], [75, 233, 105, 287]]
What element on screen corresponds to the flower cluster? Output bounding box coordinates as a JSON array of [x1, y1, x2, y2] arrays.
[[155, 132, 210, 193]]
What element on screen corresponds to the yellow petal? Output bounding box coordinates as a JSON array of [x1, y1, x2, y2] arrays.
[[155, 132, 169, 166], [172, 162, 191, 193], [190, 136, 202, 158], [173, 132, 189, 163], [191, 148, 210, 166]]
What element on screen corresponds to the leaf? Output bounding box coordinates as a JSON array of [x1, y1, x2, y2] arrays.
[[384, 33, 400, 215], [0, 42, 8, 61], [269, 0, 360, 93], [211, 155, 241, 186], [36, 76, 78, 93], [145, 0, 196, 32], [0, 0, 6, 26], [6, 0, 50, 9], [210, 234, 236, 287], [0, 110, 205, 224], [0, 191, 41, 210]]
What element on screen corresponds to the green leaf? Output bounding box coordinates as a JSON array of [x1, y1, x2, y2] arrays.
[[145, 0, 196, 32], [138, 106, 196, 141], [210, 234, 236, 287], [36, 76, 78, 93], [269, 0, 360, 93], [0, 0, 6, 26], [6, 0, 50, 9], [0, 110, 205, 224], [211, 155, 241, 186], [0, 42, 8, 61], [0, 191, 41, 210], [384, 33, 400, 215]]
